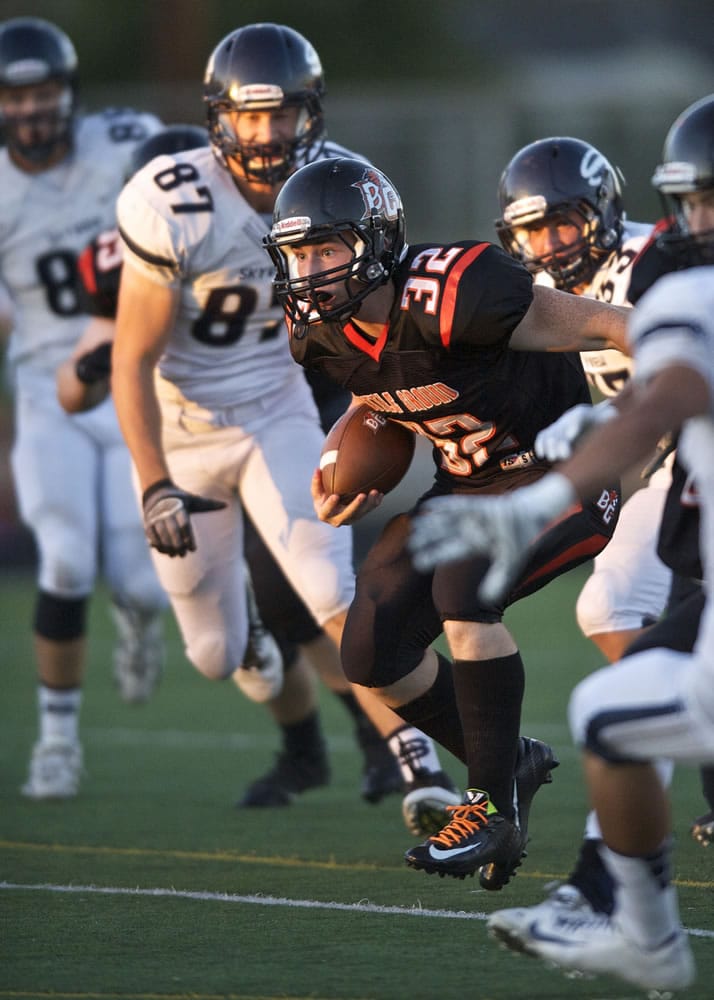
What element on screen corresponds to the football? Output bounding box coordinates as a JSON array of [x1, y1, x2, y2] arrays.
[[319, 404, 415, 502]]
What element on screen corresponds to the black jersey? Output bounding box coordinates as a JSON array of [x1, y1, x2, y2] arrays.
[[75, 227, 122, 319], [657, 452, 703, 580], [290, 240, 591, 490]]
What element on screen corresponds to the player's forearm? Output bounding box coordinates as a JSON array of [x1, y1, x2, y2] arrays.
[[56, 360, 109, 413], [112, 357, 170, 491], [557, 365, 710, 499]]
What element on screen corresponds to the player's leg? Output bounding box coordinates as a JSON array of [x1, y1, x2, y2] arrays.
[[575, 480, 671, 662], [92, 399, 168, 703], [12, 392, 98, 798], [242, 382, 457, 819]]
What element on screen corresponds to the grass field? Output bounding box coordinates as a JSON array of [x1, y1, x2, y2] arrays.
[[2, 562, 713, 1000]]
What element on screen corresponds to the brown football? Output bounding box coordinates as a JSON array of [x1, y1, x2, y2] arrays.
[[319, 404, 415, 502]]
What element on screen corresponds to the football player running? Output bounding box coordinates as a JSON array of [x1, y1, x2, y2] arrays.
[[263, 155, 629, 888], [112, 24, 455, 822], [409, 93, 714, 993], [0, 17, 167, 799]]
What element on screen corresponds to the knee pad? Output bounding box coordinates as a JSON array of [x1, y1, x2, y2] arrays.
[[576, 571, 619, 638], [34, 590, 87, 641], [185, 629, 235, 681]]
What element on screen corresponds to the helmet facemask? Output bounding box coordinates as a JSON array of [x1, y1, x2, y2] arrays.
[[497, 199, 608, 291], [266, 218, 394, 325], [653, 163, 714, 267], [206, 87, 323, 186], [0, 81, 74, 164]]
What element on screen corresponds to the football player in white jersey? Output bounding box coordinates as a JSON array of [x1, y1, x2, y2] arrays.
[[496, 136, 670, 664], [0, 17, 168, 799], [410, 95, 714, 992], [112, 23, 457, 825]]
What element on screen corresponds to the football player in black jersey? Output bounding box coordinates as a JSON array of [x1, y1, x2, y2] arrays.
[[264, 156, 629, 886]]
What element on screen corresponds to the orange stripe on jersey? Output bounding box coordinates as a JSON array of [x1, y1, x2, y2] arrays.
[[439, 242, 490, 348], [343, 320, 389, 361], [77, 245, 98, 296], [518, 533, 608, 592]]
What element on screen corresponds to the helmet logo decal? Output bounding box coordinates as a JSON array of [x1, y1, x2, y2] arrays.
[[503, 193, 547, 225], [271, 215, 312, 241], [352, 169, 400, 221], [5, 58, 52, 85], [230, 83, 285, 106], [579, 149, 609, 188]]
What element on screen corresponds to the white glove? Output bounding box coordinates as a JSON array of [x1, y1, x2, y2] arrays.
[[408, 473, 577, 603], [534, 401, 617, 463]]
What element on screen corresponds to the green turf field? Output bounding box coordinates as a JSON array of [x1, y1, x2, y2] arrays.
[[1, 564, 712, 1000]]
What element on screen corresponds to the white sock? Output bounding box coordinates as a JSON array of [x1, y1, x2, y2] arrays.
[[388, 725, 442, 782], [38, 685, 82, 746], [601, 842, 682, 948]]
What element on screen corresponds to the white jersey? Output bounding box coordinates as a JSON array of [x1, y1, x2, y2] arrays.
[[630, 267, 714, 410], [569, 267, 714, 766], [117, 139, 362, 410], [0, 107, 161, 390], [536, 220, 652, 397]]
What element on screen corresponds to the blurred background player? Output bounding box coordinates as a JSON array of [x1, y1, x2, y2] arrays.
[[0, 17, 167, 799], [110, 24, 456, 825]]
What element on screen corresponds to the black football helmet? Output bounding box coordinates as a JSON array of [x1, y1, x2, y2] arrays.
[[0, 17, 78, 164], [203, 23, 325, 185], [652, 93, 714, 267], [495, 137, 625, 291], [264, 157, 406, 325], [128, 123, 209, 177]]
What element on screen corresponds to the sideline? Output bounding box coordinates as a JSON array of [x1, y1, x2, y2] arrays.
[[2, 879, 714, 939]]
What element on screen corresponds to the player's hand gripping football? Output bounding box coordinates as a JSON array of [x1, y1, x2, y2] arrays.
[[408, 474, 577, 603], [142, 479, 226, 557], [310, 469, 383, 527], [534, 400, 616, 463]]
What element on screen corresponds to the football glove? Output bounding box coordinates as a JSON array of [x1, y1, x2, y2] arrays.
[[142, 479, 226, 557], [408, 473, 576, 603], [74, 341, 113, 384], [534, 401, 616, 463]]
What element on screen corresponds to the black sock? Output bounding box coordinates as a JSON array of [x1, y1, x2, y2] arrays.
[[396, 653, 465, 762], [700, 765, 714, 811], [282, 711, 326, 758], [451, 652, 525, 817], [568, 838, 615, 915]]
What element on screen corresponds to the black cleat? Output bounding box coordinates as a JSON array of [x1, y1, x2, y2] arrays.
[[479, 736, 559, 890], [404, 789, 526, 882], [237, 745, 330, 807]]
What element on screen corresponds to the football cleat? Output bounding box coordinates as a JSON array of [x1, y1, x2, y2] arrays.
[[237, 744, 330, 807], [690, 809, 714, 847], [233, 570, 284, 703], [488, 882, 596, 954], [404, 789, 525, 881], [489, 905, 695, 993], [401, 770, 461, 836], [480, 735, 559, 890], [111, 603, 165, 704], [21, 739, 84, 800], [355, 720, 404, 804]]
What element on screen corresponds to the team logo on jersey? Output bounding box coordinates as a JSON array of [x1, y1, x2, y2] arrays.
[[595, 487, 620, 525], [352, 169, 400, 221]]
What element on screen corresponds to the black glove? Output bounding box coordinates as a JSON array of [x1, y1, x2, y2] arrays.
[[142, 479, 226, 557], [75, 341, 113, 384]]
